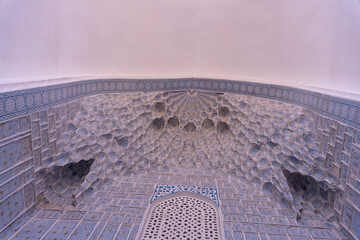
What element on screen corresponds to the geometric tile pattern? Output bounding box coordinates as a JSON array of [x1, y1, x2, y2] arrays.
[[142, 194, 220, 239], [0, 78, 359, 129], [150, 184, 219, 206], [0, 100, 81, 234], [2, 170, 346, 240]]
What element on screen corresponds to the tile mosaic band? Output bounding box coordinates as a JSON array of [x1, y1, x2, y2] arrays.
[[150, 184, 219, 206], [0, 78, 359, 129]]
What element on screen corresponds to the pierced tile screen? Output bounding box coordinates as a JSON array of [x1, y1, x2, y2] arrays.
[[142, 194, 221, 240]]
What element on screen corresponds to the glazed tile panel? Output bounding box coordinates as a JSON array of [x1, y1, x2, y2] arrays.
[[3, 171, 347, 240], [0, 78, 359, 129], [0, 114, 35, 232], [150, 184, 219, 206], [0, 100, 80, 234]]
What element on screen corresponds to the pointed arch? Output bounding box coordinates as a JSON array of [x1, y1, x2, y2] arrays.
[[137, 191, 224, 240]]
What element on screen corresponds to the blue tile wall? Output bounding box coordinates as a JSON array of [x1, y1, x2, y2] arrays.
[[0, 173, 23, 202], [0, 140, 22, 173], [11, 218, 56, 240], [68, 221, 97, 240], [0, 78, 360, 239], [0, 210, 31, 239], [42, 220, 78, 240], [0, 190, 25, 229], [0, 114, 36, 234], [0, 78, 359, 129], [150, 184, 219, 206], [0, 98, 80, 235]]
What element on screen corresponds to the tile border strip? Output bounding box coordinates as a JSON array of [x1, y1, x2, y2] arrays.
[[150, 184, 219, 206], [0, 78, 359, 129]]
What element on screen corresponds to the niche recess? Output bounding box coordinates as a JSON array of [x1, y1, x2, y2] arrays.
[[137, 192, 224, 240]]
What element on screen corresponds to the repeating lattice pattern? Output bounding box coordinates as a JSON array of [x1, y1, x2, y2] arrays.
[[150, 185, 219, 206], [142, 195, 220, 240]]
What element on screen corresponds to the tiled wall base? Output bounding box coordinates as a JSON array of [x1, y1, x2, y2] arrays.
[[0, 100, 81, 235], [1, 170, 348, 240]]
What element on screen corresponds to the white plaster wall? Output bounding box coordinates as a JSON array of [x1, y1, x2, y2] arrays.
[[0, 0, 359, 94]]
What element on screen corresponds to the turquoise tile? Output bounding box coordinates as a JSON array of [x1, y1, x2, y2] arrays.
[[0, 173, 23, 201], [89, 222, 105, 240], [11, 219, 55, 240], [350, 209, 360, 239], [0, 190, 24, 229], [0, 141, 21, 172], [234, 232, 245, 240], [68, 221, 97, 240], [0, 119, 19, 140], [98, 223, 119, 240], [115, 224, 131, 240], [127, 225, 139, 240], [42, 220, 78, 240], [0, 212, 30, 239]]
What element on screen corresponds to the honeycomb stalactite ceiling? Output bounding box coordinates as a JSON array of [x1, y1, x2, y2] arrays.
[[41, 90, 340, 222]]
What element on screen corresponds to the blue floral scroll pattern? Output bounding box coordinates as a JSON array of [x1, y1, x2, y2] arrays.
[[0, 78, 359, 129], [150, 184, 219, 206]]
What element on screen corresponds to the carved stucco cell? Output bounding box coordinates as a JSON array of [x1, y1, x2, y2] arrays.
[[39, 90, 343, 227]]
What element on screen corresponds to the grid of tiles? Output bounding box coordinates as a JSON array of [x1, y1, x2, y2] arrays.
[[311, 113, 360, 239], [0, 114, 35, 233], [2, 171, 346, 240], [0, 100, 81, 234], [0, 78, 359, 129]]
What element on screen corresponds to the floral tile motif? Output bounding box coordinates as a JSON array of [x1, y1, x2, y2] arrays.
[[150, 184, 219, 206]]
